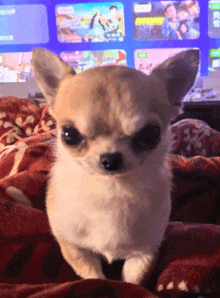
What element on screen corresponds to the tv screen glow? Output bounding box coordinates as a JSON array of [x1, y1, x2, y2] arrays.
[[0, 0, 219, 102]]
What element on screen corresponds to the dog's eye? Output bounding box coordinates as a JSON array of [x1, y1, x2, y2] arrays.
[[131, 123, 161, 153], [61, 126, 83, 146]]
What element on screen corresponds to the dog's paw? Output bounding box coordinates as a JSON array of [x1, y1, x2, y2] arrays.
[[122, 253, 155, 285]]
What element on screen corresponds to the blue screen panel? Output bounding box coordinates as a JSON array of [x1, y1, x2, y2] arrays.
[[0, 5, 49, 45]]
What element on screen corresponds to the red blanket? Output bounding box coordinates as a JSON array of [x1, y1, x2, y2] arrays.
[[1, 96, 220, 297]]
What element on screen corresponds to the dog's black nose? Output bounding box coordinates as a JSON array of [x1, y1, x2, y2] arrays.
[[100, 153, 124, 172]]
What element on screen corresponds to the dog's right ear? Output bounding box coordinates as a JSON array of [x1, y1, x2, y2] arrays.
[[31, 48, 76, 109], [151, 49, 199, 106]]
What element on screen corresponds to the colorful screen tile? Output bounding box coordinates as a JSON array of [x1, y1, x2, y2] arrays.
[[134, 48, 195, 74], [0, 52, 32, 83], [208, 1, 220, 38], [60, 50, 127, 72], [209, 49, 220, 69], [56, 2, 125, 43], [133, 1, 200, 40]]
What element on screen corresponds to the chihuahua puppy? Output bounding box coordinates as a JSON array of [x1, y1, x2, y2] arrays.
[[32, 49, 199, 285]]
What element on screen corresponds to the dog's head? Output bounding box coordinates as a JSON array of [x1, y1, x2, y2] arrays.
[[32, 49, 199, 176]]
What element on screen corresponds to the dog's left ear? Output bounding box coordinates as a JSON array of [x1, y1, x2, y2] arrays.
[[152, 50, 199, 106]]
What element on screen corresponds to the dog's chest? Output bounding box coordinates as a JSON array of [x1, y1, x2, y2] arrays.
[[49, 175, 150, 244], [47, 165, 171, 261]]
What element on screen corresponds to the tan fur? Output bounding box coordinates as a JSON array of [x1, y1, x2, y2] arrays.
[[46, 175, 55, 213], [58, 240, 106, 279], [32, 49, 199, 285]]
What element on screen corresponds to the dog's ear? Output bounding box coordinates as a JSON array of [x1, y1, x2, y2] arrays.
[[31, 48, 76, 108], [152, 50, 199, 106]]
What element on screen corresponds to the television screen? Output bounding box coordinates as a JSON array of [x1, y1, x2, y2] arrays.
[[0, 0, 218, 102]]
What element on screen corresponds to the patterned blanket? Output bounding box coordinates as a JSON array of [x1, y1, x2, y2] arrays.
[[1, 96, 220, 297]]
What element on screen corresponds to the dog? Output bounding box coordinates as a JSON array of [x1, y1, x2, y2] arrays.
[[32, 49, 199, 285]]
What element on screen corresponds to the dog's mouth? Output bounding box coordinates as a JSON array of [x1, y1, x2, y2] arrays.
[[100, 162, 136, 177], [103, 168, 131, 176]]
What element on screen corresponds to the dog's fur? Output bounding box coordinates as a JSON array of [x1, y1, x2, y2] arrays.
[[32, 49, 199, 285]]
